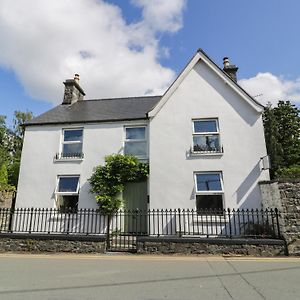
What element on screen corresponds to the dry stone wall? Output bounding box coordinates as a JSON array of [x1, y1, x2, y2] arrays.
[[260, 180, 300, 256], [278, 181, 300, 256], [0, 234, 106, 253], [137, 237, 286, 256]]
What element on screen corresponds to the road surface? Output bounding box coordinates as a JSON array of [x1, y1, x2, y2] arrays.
[[0, 253, 300, 299]]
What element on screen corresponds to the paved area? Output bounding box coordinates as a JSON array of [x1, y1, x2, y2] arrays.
[[0, 253, 300, 300]]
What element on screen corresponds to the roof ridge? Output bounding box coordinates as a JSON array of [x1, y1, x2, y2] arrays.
[[84, 95, 162, 102]]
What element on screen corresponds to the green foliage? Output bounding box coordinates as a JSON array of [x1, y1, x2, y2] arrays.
[[12, 111, 33, 154], [0, 182, 15, 193], [0, 162, 15, 193], [276, 165, 300, 179], [0, 164, 8, 184], [263, 104, 283, 178], [7, 159, 20, 187], [263, 101, 300, 178], [89, 154, 149, 214], [95, 195, 122, 215], [0, 111, 33, 189], [0, 115, 7, 145]]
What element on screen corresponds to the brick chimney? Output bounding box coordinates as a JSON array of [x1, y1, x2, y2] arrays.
[[223, 57, 238, 82], [62, 74, 86, 105]]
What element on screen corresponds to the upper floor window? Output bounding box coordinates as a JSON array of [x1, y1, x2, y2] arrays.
[[55, 175, 80, 212], [59, 128, 83, 159], [194, 172, 224, 213], [192, 119, 221, 153], [124, 126, 147, 159]]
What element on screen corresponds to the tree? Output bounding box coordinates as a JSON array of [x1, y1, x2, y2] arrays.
[[0, 115, 10, 183], [263, 101, 300, 178], [274, 101, 300, 167], [0, 111, 33, 189], [0, 164, 8, 185], [263, 104, 283, 178], [12, 111, 33, 154], [7, 111, 33, 187], [0, 115, 6, 145]]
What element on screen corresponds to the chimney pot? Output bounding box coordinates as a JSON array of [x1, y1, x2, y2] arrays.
[[223, 57, 230, 68], [74, 74, 80, 83], [222, 56, 238, 82]]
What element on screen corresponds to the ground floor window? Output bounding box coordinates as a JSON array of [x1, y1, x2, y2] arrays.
[[194, 172, 224, 213], [55, 176, 80, 212], [56, 195, 79, 213], [196, 194, 223, 211]]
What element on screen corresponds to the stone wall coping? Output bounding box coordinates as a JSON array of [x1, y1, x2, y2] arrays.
[[0, 233, 106, 242], [137, 236, 285, 246], [259, 179, 300, 184]]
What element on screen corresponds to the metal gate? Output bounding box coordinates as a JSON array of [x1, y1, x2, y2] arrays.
[[107, 210, 147, 252]]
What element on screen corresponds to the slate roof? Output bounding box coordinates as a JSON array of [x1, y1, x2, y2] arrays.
[[25, 96, 162, 126]]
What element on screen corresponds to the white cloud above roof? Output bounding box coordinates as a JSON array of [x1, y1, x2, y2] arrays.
[[239, 73, 300, 106], [0, 0, 186, 104], [131, 0, 187, 32]]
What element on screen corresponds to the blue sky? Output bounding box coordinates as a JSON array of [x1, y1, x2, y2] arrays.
[[1, 0, 300, 127]]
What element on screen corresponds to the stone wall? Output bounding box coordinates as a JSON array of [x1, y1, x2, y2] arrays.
[[0, 234, 106, 253], [0, 190, 15, 209], [260, 180, 300, 256], [278, 181, 300, 256], [137, 237, 286, 257]]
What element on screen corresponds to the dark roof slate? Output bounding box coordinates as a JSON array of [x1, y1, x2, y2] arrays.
[[26, 96, 161, 126]]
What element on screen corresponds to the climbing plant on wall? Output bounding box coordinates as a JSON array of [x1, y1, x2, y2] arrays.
[[89, 154, 149, 214]]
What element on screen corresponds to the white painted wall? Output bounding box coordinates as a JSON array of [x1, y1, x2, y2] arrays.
[[17, 60, 269, 211], [149, 60, 269, 210], [16, 120, 148, 209]]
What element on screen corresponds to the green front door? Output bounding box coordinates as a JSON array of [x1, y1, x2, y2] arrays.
[[123, 181, 148, 234]]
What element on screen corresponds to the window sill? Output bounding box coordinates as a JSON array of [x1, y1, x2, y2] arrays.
[[189, 151, 224, 157], [54, 153, 84, 162], [138, 158, 149, 163], [54, 157, 84, 162]]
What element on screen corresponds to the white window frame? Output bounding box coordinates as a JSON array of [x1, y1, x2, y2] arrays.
[[55, 175, 80, 196], [192, 118, 222, 153], [124, 125, 148, 159], [55, 175, 80, 212], [60, 128, 84, 158], [194, 171, 225, 214], [194, 171, 224, 194]]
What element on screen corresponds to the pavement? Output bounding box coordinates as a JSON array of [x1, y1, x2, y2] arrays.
[[0, 253, 300, 300]]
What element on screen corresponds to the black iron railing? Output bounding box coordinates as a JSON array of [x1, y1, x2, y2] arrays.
[[192, 146, 224, 154], [0, 208, 281, 239], [54, 152, 84, 160]]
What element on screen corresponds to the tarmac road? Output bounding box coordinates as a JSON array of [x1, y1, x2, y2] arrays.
[[0, 253, 300, 300]]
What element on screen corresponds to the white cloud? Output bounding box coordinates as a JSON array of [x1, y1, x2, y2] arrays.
[[239, 73, 300, 106], [0, 0, 186, 104], [131, 0, 187, 32]]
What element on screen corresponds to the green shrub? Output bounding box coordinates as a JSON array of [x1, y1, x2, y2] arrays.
[[0, 163, 8, 185], [275, 164, 300, 179], [89, 154, 149, 214]]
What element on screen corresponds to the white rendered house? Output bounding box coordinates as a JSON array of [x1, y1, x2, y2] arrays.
[[16, 49, 270, 213]]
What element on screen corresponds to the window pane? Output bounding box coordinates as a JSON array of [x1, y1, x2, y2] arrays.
[[126, 127, 145, 140], [196, 173, 222, 191], [58, 177, 79, 193], [196, 194, 223, 212], [194, 120, 217, 133], [193, 135, 220, 152], [57, 195, 79, 213], [63, 143, 82, 154], [124, 141, 147, 157], [64, 129, 83, 142]]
